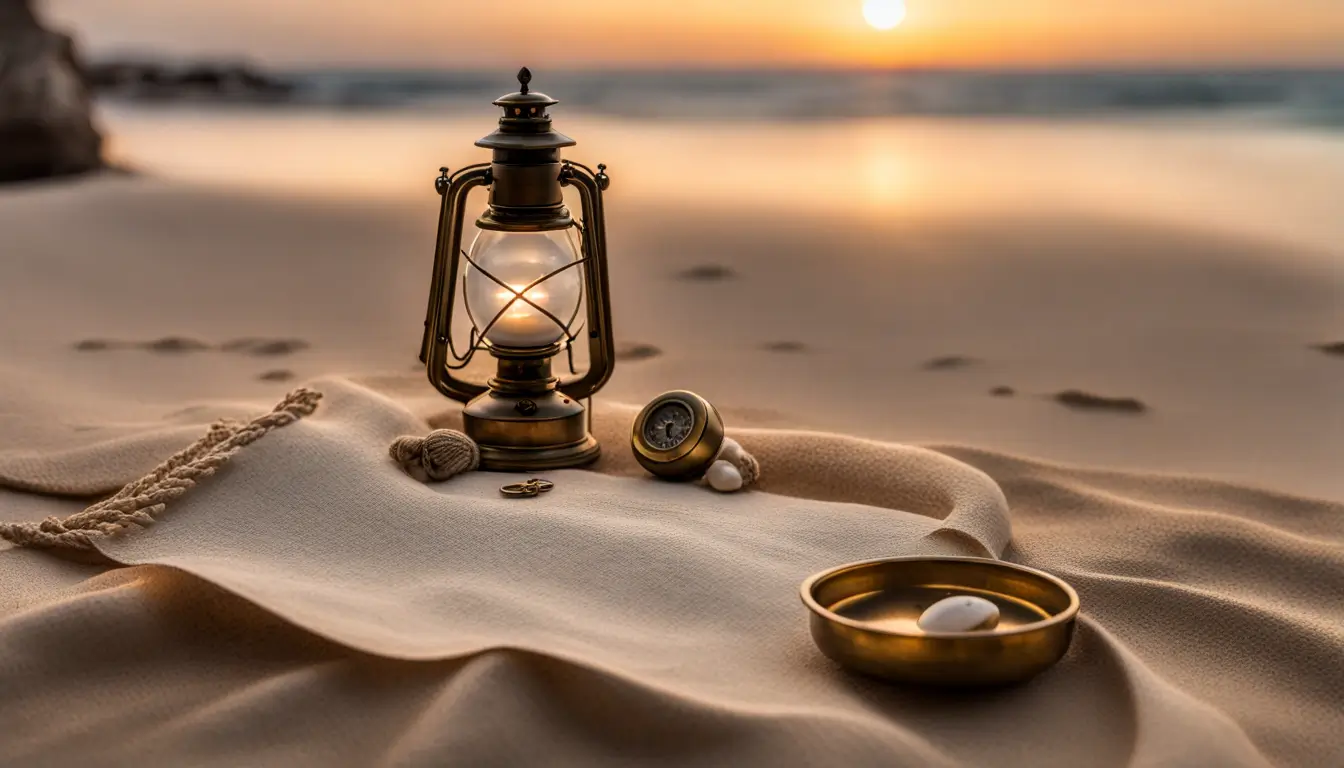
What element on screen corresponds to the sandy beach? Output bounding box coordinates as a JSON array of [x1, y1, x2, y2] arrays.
[[3, 109, 1341, 499], [3, 100, 1344, 766], [7, 0, 1344, 758]]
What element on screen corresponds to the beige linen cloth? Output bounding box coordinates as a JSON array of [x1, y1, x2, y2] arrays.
[[0, 376, 1340, 767]]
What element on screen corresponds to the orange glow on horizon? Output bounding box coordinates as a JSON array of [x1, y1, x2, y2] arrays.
[[44, 0, 1344, 69]]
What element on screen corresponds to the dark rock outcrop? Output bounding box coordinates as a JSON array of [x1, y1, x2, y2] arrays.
[[86, 60, 294, 102], [0, 0, 103, 182]]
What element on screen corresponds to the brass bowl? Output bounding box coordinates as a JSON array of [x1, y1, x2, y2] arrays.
[[800, 556, 1080, 687]]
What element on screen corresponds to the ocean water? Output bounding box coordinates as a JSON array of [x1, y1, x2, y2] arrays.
[[93, 68, 1344, 264], [271, 69, 1344, 128]]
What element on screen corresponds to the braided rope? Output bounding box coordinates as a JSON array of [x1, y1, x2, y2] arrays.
[[0, 388, 322, 551], [389, 429, 480, 483]]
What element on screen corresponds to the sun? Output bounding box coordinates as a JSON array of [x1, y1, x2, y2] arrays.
[[862, 0, 907, 30]]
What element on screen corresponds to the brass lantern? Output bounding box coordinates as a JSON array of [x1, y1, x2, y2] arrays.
[[419, 67, 614, 471]]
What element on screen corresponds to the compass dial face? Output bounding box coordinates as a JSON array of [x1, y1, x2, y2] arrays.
[[643, 401, 695, 451]]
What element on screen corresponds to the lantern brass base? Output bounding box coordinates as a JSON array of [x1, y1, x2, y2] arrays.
[[476, 437, 601, 472], [462, 388, 601, 472]]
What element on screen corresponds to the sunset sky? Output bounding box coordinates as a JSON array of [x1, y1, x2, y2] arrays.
[[45, 0, 1344, 70]]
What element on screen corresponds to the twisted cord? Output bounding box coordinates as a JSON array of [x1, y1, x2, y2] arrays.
[[0, 389, 322, 551], [389, 429, 480, 483]]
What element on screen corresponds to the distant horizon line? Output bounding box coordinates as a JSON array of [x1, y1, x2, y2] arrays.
[[82, 56, 1344, 76]]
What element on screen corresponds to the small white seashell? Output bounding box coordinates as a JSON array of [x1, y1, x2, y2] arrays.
[[706, 459, 744, 492], [917, 595, 1001, 633], [717, 437, 745, 465]]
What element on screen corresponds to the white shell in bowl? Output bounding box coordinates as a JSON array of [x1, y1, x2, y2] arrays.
[[917, 595, 1001, 633]]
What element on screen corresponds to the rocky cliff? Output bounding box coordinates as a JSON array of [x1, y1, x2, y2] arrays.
[[0, 0, 102, 182]]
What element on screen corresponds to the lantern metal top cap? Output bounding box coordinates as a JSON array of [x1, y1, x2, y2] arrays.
[[492, 67, 559, 109], [476, 67, 576, 151]]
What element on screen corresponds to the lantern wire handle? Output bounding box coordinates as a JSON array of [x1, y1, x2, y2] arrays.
[[431, 159, 601, 382], [565, 160, 598, 176], [454, 163, 492, 178]]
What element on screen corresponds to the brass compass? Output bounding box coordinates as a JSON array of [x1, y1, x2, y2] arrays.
[[631, 391, 725, 480]]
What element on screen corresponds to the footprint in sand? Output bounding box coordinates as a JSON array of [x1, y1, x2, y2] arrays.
[[258, 370, 296, 382], [614, 342, 662, 362], [677, 264, 737, 282], [74, 336, 311, 356], [73, 339, 122, 351], [74, 337, 211, 352], [142, 337, 211, 353], [923, 355, 979, 371], [990, 386, 1016, 398], [1313, 342, 1344, 357], [1052, 390, 1147, 414], [221, 338, 310, 356], [762, 341, 807, 354]]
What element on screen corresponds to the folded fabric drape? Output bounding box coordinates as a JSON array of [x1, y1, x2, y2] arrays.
[[0, 375, 1336, 767]]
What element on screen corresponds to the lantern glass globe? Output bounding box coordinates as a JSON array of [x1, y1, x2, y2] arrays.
[[464, 226, 583, 349]]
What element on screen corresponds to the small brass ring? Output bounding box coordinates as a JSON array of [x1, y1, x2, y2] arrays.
[[500, 483, 540, 498], [526, 479, 555, 492]]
